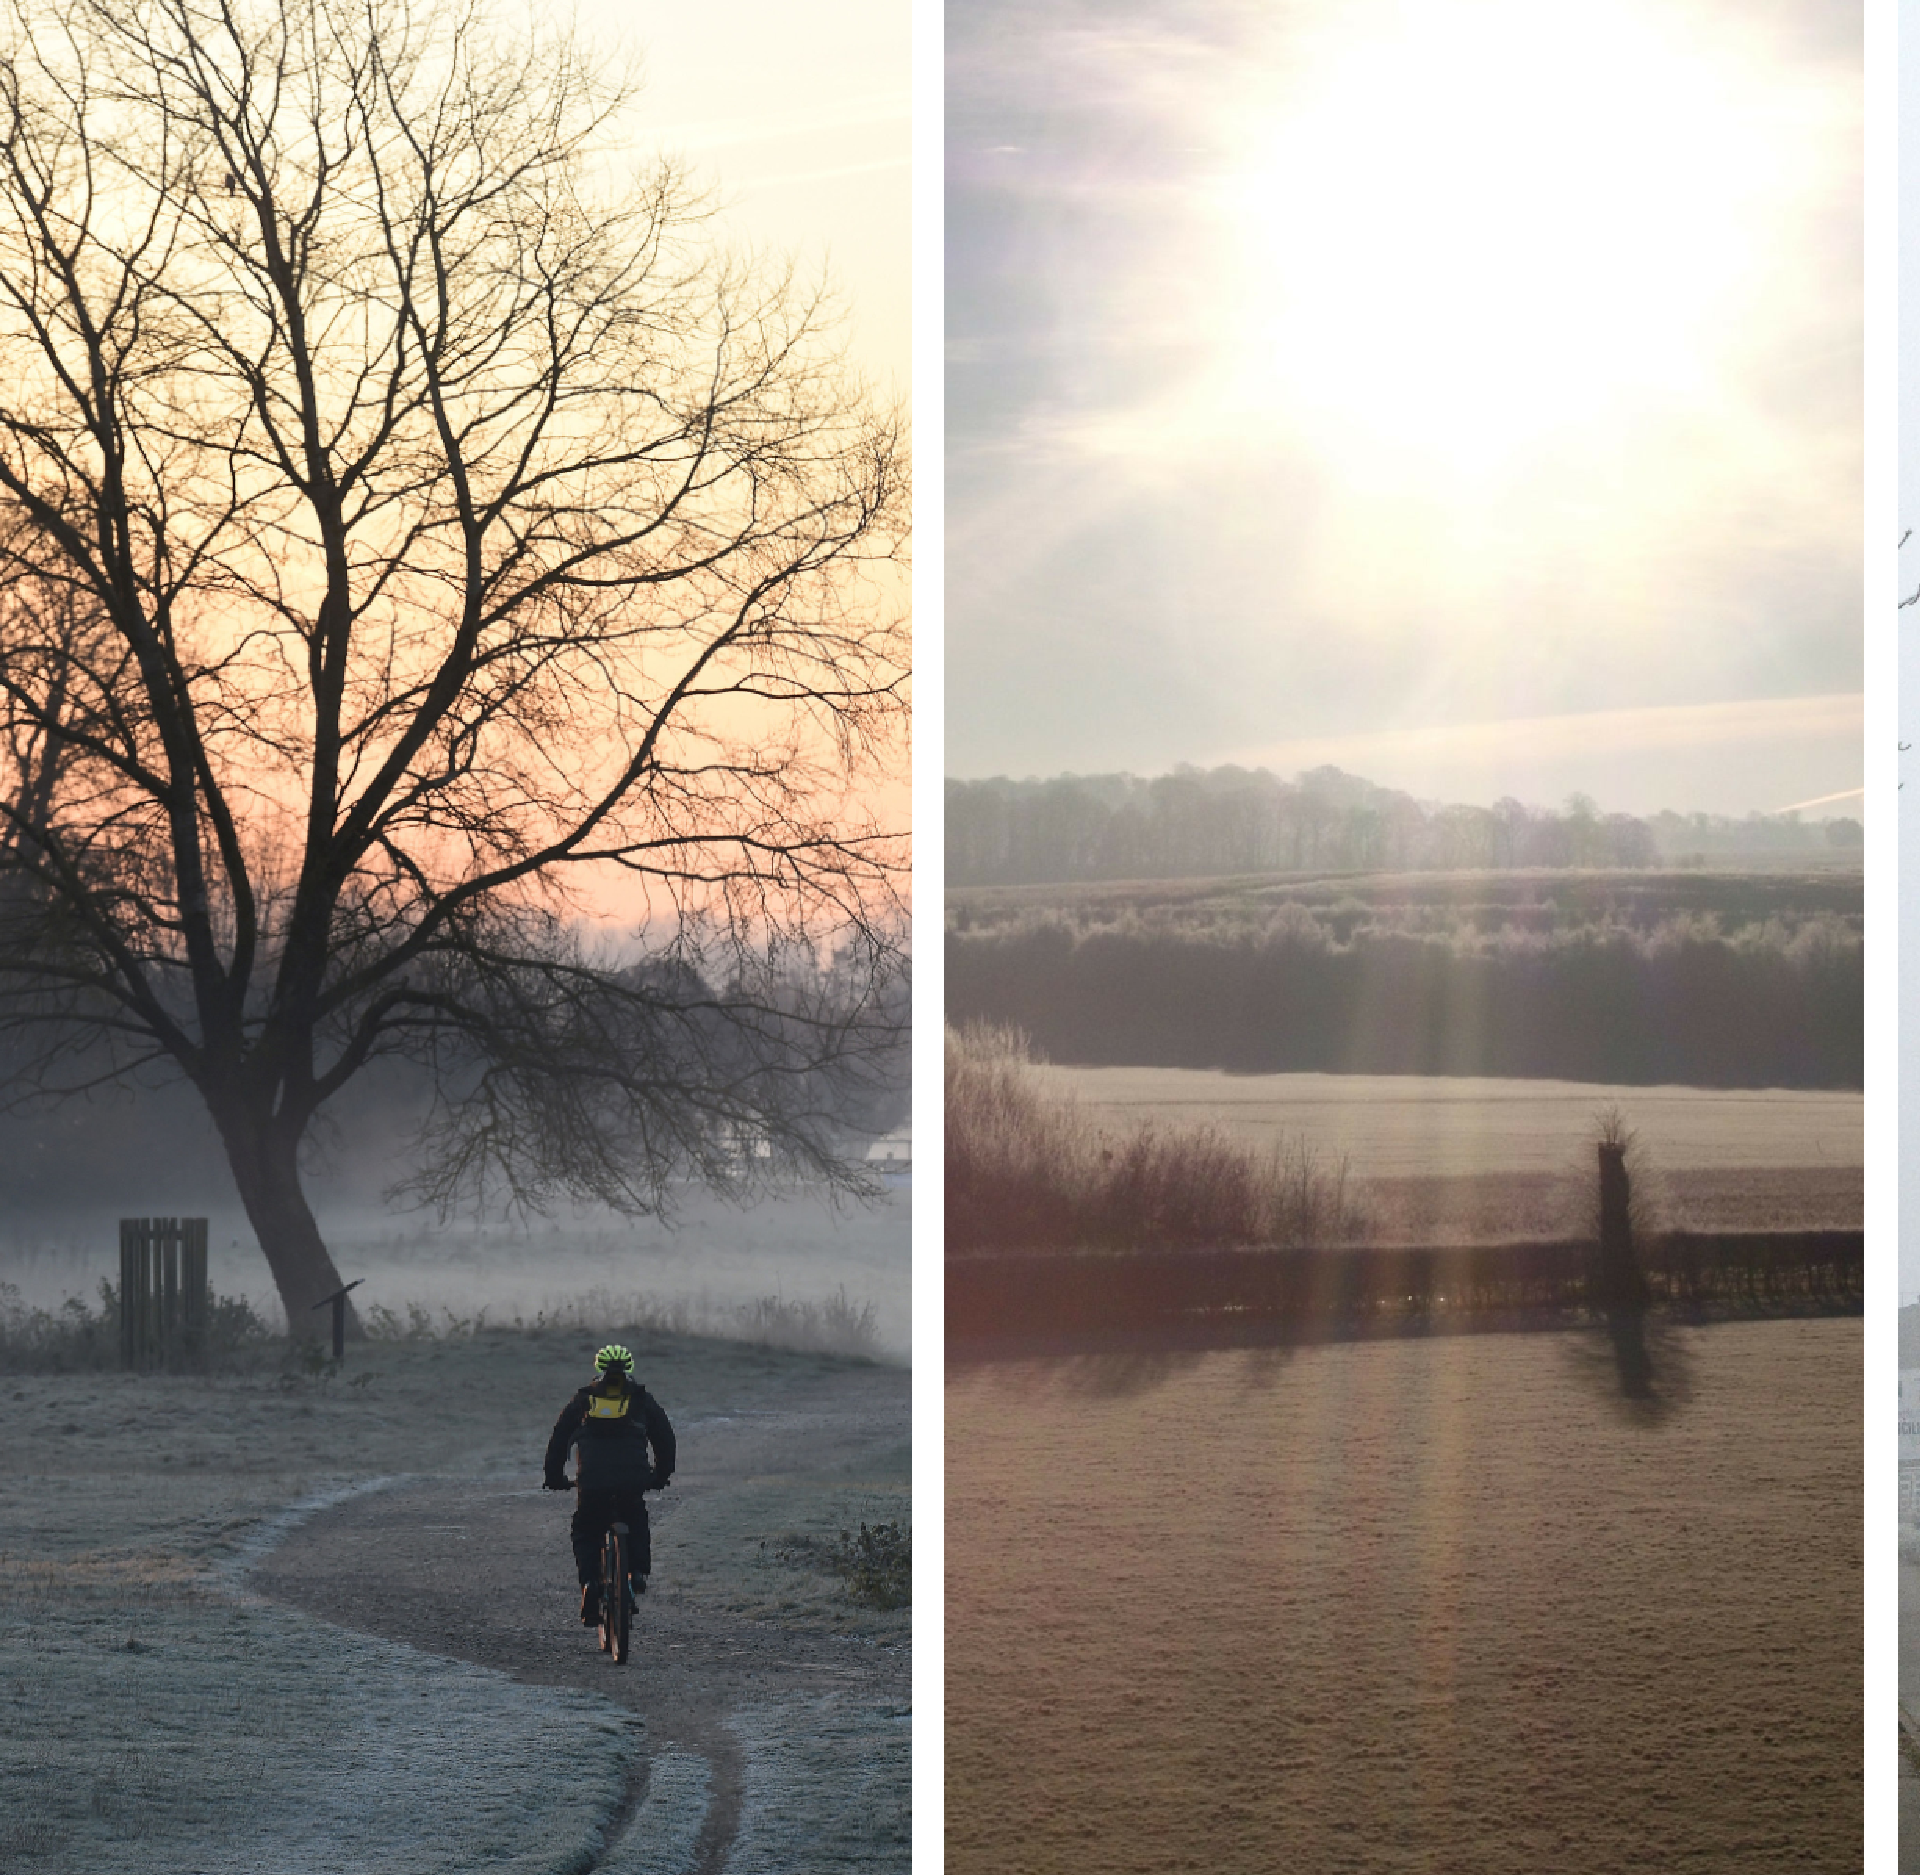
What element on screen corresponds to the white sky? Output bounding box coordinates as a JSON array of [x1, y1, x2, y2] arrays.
[[947, 0, 1862, 817], [565, 0, 909, 394], [1897, 0, 1918, 1300]]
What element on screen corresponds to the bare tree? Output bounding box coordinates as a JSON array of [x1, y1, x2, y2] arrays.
[[0, 0, 909, 1331]]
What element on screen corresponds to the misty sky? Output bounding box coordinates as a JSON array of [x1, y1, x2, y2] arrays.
[[558, 0, 912, 899], [947, 0, 1861, 817], [571, 0, 908, 392], [1898, 5, 1918, 1305]]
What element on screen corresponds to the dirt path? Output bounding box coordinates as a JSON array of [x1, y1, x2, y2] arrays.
[[0, 1331, 908, 1870], [249, 1359, 910, 1873]]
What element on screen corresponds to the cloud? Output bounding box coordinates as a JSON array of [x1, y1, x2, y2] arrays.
[[1212, 694, 1863, 817]]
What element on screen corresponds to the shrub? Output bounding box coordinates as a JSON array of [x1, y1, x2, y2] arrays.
[[946, 1023, 1368, 1254], [771, 1521, 911, 1609]]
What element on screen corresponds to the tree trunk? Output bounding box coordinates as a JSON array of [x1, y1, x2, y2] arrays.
[[213, 1104, 363, 1341]]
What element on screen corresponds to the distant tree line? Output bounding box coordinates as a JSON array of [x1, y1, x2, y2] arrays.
[[947, 914, 1861, 1088], [947, 766, 1862, 887]]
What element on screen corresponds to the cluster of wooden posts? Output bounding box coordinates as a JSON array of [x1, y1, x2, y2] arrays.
[[119, 1216, 210, 1369]]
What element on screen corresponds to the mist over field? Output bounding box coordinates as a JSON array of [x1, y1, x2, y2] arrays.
[[0, 1049, 912, 1355], [947, 0, 1862, 1859]]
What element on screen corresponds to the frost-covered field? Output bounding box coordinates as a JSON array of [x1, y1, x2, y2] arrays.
[[0, 1185, 910, 1355], [0, 1329, 909, 1872], [949, 1319, 1859, 1873], [3, 1591, 644, 1873], [1031, 1066, 1862, 1176], [1026, 1067, 1861, 1241]]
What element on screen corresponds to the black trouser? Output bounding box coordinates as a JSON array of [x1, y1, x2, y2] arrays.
[[572, 1486, 650, 1585]]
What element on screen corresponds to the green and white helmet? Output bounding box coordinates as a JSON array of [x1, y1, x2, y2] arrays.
[[594, 1343, 634, 1377]]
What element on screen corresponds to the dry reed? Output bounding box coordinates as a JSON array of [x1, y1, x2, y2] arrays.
[[946, 1022, 1369, 1254]]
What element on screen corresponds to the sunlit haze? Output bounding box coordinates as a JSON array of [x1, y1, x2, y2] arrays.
[[538, 0, 911, 924], [948, 0, 1860, 816], [1898, 4, 1920, 1303]]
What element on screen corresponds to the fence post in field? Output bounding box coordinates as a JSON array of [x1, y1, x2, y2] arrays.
[[182, 1218, 208, 1359], [118, 1218, 145, 1367], [312, 1278, 364, 1363], [119, 1218, 211, 1368]]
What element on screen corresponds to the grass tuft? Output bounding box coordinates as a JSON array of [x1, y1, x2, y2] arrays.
[[0, 1280, 274, 1373], [359, 1284, 883, 1361], [770, 1521, 911, 1609]]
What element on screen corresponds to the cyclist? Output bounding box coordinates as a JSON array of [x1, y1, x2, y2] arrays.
[[543, 1344, 676, 1627]]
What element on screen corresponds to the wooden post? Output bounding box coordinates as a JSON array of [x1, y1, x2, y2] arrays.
[[311, 1278, 364, 1362], [183, 1218, 208, 1359], [1596, 1144, 1645, 1309], [118, 1218, 140, 1367], [119, 1218, 212, 1368], [160, 1218, 179, 1358]]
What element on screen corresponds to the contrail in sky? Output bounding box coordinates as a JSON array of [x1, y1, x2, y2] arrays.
[[1769, 787, 1864, 814]]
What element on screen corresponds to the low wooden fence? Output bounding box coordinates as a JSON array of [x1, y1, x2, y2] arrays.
[[119, 1216, 210, 1369], [947, 1229, 1864, 1351]]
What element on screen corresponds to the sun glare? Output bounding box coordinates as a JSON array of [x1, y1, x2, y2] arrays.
[[1206, 1, 1831, 486]]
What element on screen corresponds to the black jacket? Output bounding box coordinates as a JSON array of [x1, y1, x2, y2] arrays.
[[544, 1375, 675, 1492]]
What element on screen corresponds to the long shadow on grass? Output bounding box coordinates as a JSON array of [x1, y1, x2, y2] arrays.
[[951, 1305, 1713, 1420], [1558, 1305, 1698, 1425], [971, 1345, 1213, 1401]]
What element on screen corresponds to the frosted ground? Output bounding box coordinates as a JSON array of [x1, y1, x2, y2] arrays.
[[0, 1321, 909, 1871], [949, 1318, 1858, 1872], [1033, 1067, 1862, 1240], [1033, 1067, 1862, 1176]]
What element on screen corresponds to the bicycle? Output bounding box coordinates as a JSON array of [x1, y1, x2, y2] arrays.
[[548, 1467, 653, 1665]]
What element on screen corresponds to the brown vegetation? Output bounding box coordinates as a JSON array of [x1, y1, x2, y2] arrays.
[[945, 1033, 1860, 1349], [945, 1023, 1369, 1256], [947, 1230, 1862, 1350]]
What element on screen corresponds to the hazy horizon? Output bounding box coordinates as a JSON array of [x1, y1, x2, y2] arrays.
[[942, 754, 1864, 828]]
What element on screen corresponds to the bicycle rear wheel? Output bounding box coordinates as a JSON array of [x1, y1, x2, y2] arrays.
[[597, 1529, 617, 1655], [607, 1523, 631, 1665]]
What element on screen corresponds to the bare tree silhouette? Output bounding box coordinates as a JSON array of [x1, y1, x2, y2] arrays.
[[0, 0, 908, 1331]]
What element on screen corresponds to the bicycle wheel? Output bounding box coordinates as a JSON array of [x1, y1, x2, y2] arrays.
[[598, 1529, 617, 1655], [608, 1522, 631, 1665]]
